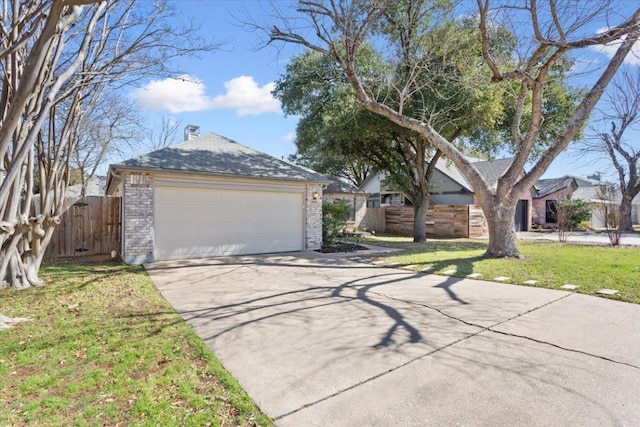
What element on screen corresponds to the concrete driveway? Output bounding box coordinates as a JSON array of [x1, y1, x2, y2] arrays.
[[146, 252, 640, 426]]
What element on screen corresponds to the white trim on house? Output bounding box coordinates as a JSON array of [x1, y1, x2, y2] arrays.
[[153, 173, 307, 194]]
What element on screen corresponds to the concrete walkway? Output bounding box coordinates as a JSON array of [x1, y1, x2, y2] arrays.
[[146, 252, 640, 426], [517, 230, 640, 246]]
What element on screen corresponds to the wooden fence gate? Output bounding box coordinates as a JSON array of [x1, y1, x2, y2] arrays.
[[45, 196, 121, 259]]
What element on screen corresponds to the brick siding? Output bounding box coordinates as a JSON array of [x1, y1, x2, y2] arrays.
[[122, 173, 154, 264], [306, 184, 323, 249]]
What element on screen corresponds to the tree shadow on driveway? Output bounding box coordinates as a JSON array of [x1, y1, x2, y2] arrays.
[[143, 255, 480, 350]]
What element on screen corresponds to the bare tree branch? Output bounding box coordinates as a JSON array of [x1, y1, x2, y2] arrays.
[[266, 0, 640, 258]]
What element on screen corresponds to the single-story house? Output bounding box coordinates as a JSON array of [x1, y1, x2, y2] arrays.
[[106, 129, 330, 264], [360, 157, 532, 231], [571, 185, 610, 229], [531, 175, 639, 229], [322, 178, 368, 229], [531, 176, 579, 228], [66, 176, 107, 198], [573, 184, 640, 229], [360, 156, 484, 207]]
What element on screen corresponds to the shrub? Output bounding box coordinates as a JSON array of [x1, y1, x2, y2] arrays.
[[322, 201, 350, 245], [556, 199, 591, 242], [577, 220, 592, 231]]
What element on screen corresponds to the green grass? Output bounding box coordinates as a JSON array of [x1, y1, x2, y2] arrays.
[[0, 261, 272, 427], [359, 235, 640, 304]]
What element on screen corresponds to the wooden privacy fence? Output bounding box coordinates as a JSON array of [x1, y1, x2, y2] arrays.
[[361, 207, 386, 233], [44, 196, 121, 259], [385, 205, 488, 238]]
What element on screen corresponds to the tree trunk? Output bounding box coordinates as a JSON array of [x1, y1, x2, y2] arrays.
[[23, 250, 45, 287], [618, 195, 634, 232], [483, 200, 523, 259], [412, 190, 430, 243], [1, 233, 46, 290], [3, 248, 32, 290]]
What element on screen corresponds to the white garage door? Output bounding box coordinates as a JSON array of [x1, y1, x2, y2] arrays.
[[154, 183, 304, 260]]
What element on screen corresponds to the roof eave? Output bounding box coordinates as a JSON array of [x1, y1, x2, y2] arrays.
[[107, 164, 332, 186], [105, 164, 122, 196], [325, 190, 370, 195]]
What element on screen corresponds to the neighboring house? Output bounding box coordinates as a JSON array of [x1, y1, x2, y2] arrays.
[[573, 184, 640, 229], [360, 157, 532, 231], [531, 176, 578, 228], [33, 176, 108, 214], [532, 175, 640, 229], [572, 185, 610, 229], [105, 128, 330, 264], [360, 158, 477, 207], [66, 176, 107, 198], [322, 178, 368, 228]]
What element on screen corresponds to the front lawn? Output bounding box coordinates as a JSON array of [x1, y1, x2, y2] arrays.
[[0, 261, 271, 426], [359, 235, 640, 304]]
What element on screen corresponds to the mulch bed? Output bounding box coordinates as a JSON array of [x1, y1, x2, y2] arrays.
[[316, 242, 369, 253]]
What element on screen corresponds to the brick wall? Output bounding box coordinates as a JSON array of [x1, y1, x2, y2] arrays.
[[122, 173, 154, 264], [306, 184, 323, 249], [532, 188, 572, 228]]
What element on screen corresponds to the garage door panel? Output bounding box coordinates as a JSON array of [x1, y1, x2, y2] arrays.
[[155, 204, 179, 220], [154, 185, 304, 260], [155, 227, 181, 242]]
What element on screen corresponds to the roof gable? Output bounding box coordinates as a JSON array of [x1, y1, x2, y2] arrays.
[[433, 158, 473, 192], [472, 157, 515, 188], [534, 176, 577, 198], [355, 156, 516, 194], [110, 133, 328, 183]]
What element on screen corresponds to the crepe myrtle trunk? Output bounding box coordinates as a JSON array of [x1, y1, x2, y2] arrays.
[[478, 195, 522, 259], [618, 194, 634, 232]]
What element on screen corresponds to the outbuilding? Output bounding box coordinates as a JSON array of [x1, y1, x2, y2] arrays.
[[106, 128, 329, 263]]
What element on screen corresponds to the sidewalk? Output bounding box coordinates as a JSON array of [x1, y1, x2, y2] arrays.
[[517, 230, 640, 246]]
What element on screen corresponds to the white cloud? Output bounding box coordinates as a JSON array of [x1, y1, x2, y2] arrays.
[[131, 75, 213, 113], [589, 28, 640, 66], [211, 76, 281, 116], [131, 75, 281, 116]]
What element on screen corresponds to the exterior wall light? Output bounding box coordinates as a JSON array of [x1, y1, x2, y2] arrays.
[[312, 191, 319, 200]]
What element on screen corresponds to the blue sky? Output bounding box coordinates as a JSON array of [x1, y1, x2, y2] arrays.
[[127, 0, 302, 162], [125, 0, 639, 181]]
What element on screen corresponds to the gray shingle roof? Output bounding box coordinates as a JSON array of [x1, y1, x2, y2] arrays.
[[573, 185, 626, 204], [473, 157, 514, 188], [571, 176, 598, 187], [572, 186, 600, 202], [324, 177, 364, 194], [110, 133, 329, 183], [358, 156, 517, 195], [534, 177, 576, 198], [66, 176, 107, 198]]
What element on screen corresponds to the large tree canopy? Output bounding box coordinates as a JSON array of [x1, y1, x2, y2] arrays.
[[268, 0, 640, 258], [274, 10, 519, 241]]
